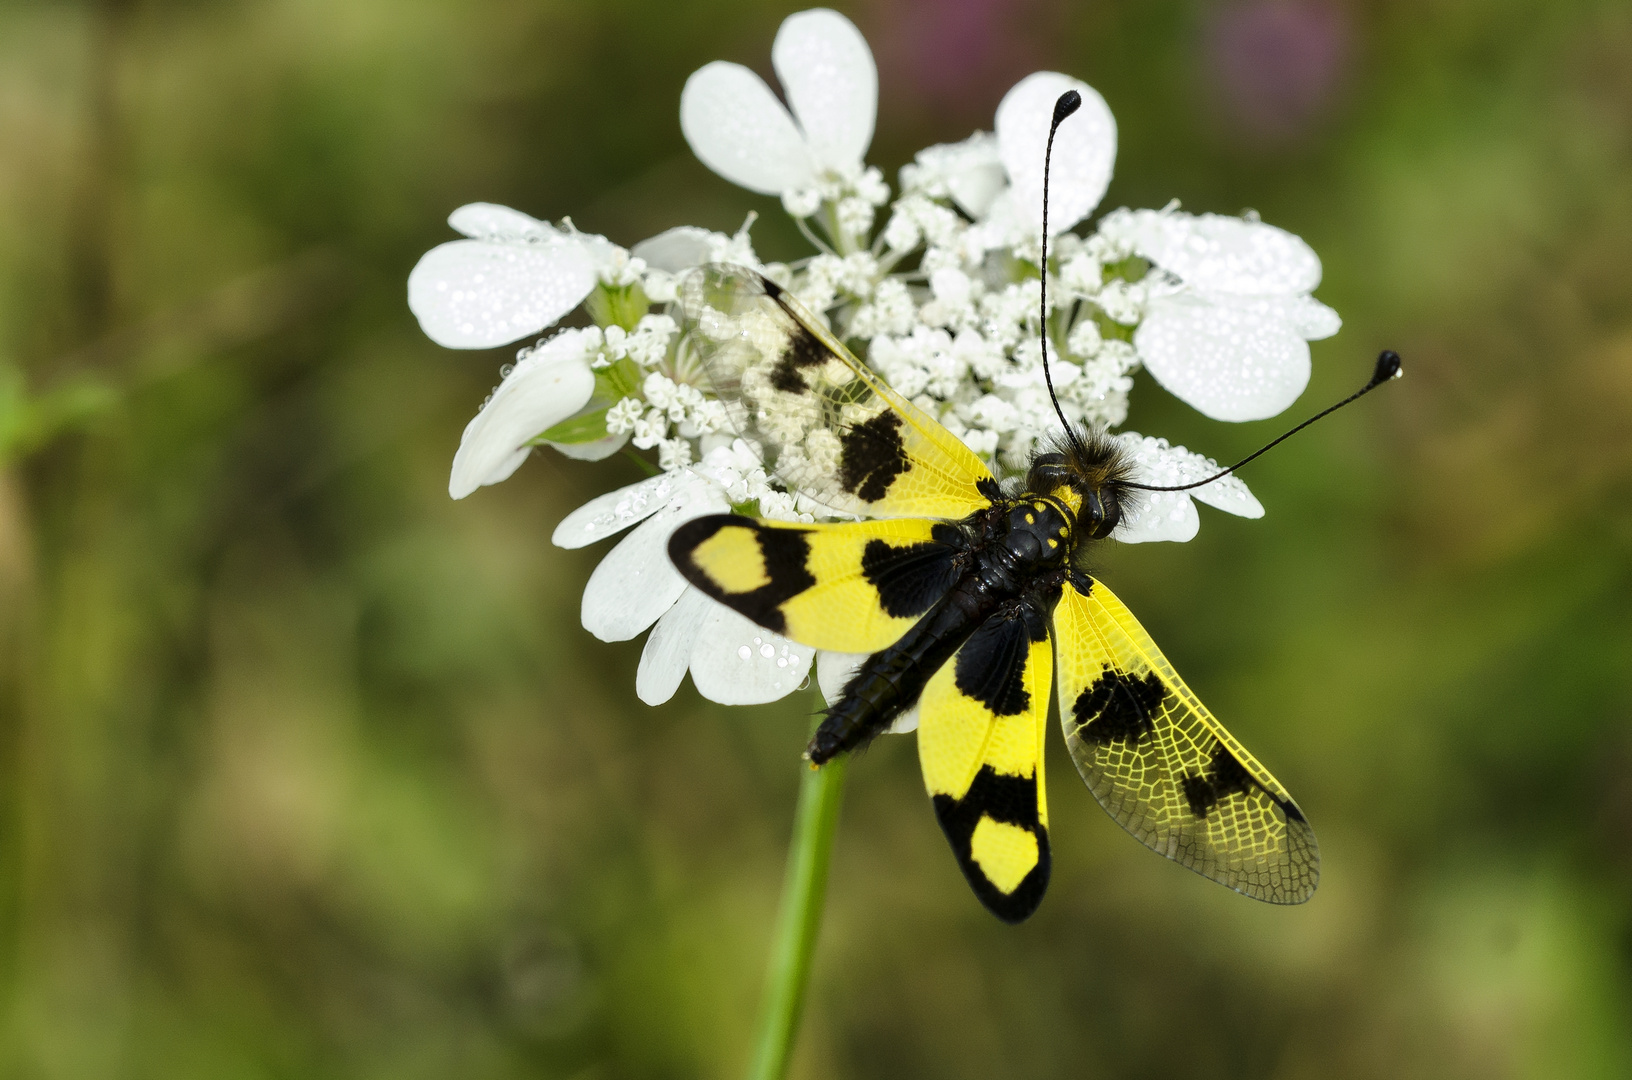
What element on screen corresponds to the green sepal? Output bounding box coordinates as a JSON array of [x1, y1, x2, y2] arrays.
[[532, 406, 611, 446], [586, 281, 650, 331], [1102, 255, 1151, 283], [1095, 314, 1135, 342], [596, 357, 644, 401]]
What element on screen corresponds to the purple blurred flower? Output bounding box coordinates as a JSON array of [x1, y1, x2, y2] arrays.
[[1206, 0, 1351, 141]]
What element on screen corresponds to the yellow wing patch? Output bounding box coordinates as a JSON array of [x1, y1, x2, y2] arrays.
[[669, 514, 966, 654], [1053, 576, 1319, 903], [689, 526, 772, 593], [678, 265, 996, 520], [917, 613, 1053, 923]]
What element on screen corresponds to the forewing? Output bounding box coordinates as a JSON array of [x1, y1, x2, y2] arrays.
[[678, 264, 996, 519], [1053, 576, 1319, 903], [669, 514, 965, 653], [917, 607, 1053, 923]]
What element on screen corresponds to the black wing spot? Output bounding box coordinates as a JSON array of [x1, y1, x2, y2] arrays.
[[1074, 669, 1167, 745], [861, 536, 963, 619], [768, 324, 831, 393], [668, 517, 816, 635], [953, 612, 1032, 717], [932, 766, 1050, 923], [1181, 743, 1256, 820], [839, 410, 910, 502]]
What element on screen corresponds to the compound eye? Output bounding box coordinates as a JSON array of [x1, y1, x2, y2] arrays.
[[1083, 490, 1122, 539]]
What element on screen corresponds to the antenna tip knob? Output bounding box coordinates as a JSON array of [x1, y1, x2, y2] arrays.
[[1052, 90, 1082, 127], [1373, 349, 1403, 384]]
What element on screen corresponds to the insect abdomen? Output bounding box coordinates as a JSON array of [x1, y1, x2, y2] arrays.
[[808, 583, 996, 763]]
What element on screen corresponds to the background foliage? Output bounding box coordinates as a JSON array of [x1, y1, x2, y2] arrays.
[[2, 0, 1631, 1077]]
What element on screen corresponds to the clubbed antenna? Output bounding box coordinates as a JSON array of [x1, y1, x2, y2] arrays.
[[1125, 351, 1405, 493], [1040, 90, 1087, 460]]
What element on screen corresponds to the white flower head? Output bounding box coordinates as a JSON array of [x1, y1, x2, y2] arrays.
[[408, 204, 600, 349], [681, 9, 877, 207], [551, 470, 813, 706], [1102, 207, 1341, 421], [414, 6, 1361, 724]]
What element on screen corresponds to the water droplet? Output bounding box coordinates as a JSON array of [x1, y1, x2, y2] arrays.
[[760, 644, 775, 658], [738, 646, 752, 660]]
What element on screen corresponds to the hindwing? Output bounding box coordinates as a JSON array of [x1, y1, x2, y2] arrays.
[[669, 514, 966, 654], [917, 602, 1055, 923], [1053, 576, 1319, 903], [678, 265, 997, 520]]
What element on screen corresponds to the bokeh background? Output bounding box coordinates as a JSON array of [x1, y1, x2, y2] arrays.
[[2, 0, 1631, 1077]]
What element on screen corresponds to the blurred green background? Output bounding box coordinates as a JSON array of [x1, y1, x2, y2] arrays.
[[2, 0, 1631, 1077]]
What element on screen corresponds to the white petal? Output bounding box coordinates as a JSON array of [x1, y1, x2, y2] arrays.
[[637, 588, 713, 705], [772, 8, 876, 173], [1190, 475, 1264, 518], [1135, 295, 1312, 422], [632, 227, 716, 273], [814, 650, 917, 733], [689, 604, 813, 705], [816, 650, 864, 704], [1199, 291, 1341, 340], [949, 160, 1007, 219], [1117, 434, 1264, 520], [551, 469, 698, 549], [447, 203, 559, 242], [408, 240, 596, 349], [546, 429, 631, 462], [681, 61, 816, 195], [995, 72, 1116, 235], [580, 474, 728, 642], [1115, 490, 1200, 544], [448, 332, 596, 498], [1123, 211, 1322, 295], [889, 705, 920, 735]]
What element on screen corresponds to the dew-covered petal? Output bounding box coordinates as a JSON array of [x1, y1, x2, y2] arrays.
[[1113, 210, 1322, 295], [772, 8, 876, 173], [1202, 291, 1341, 340], [408, 239, 596, 349], [551, 469, 696, 549], [1189, 475, 1264, 517], [1115, 490, 1200, 544], [689, 605, 813, 705], [1123, 434, 1264, 519], [814, 651, 917, 733], [995, 72, 1116, 235], [447, 202, 559, 242], [580, 474, 728, 642], [681, 61, 816, 195], [449, 331, 596, 499], [637, 588, 713, 705], [1135, 295, 1312, 422], [1112, 433, 1203, 543], [632, 226, 716, 273]]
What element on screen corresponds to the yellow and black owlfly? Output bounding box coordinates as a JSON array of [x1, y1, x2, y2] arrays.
[[668, 92, 1400, 923]]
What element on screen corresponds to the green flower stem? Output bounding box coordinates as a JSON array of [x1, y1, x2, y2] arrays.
[[746, 739, 849, 1080]]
